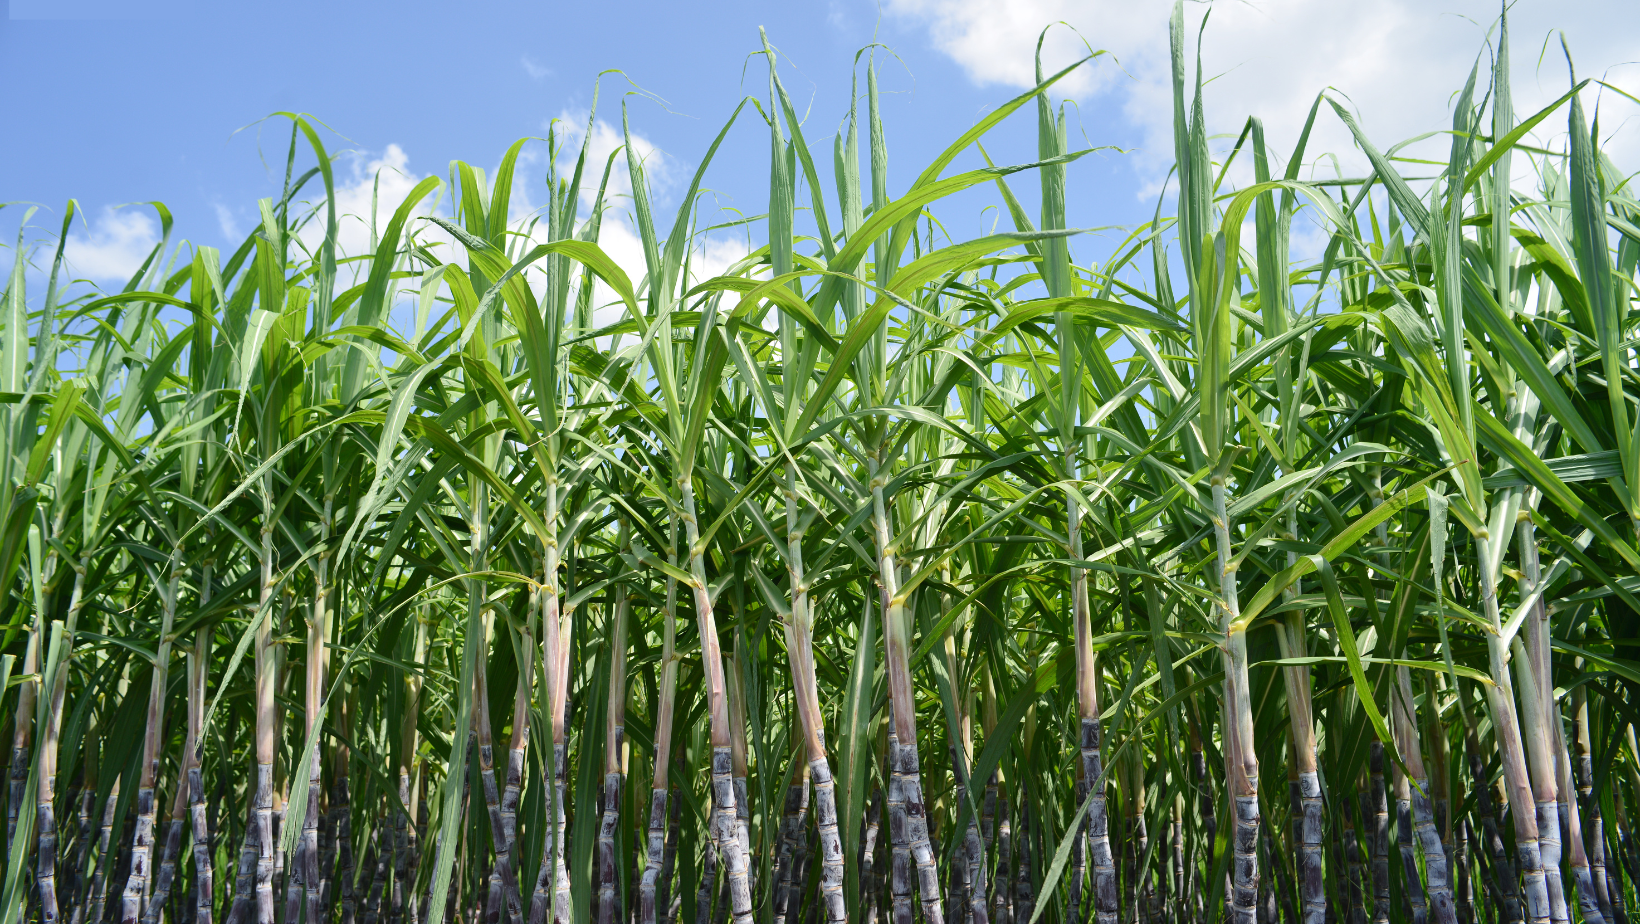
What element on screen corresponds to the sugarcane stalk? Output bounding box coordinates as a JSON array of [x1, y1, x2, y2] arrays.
[[641, 539, 679, 924], [1186, 712, 1213, 921], [907, 738, 944, 924], [394, 614, 426, 924], [1393, 667, 1457, 924], [321, 763, 335, 924], [1621, 788, 1640, 924], [1519, 517, 1607, 924], [1258, 826, 1281, 924], [698, 812, 719, 924], [229, 790, 256, 924], [239, 794, 264, 924], [362, 832, 382, 924], [678, 476, 754, 924], [275, 589, 294, 924], [775, 757, 809, 924], [1067, 495, 1116, 924], [1611, 745, 1631, 924], [191, 561, 216, 924], [551, 528, 577, 924], [1272, 512, 1325, 924], [952, 715, 988, 924], [64, 789, 87, 924], [297, 523, 331, 924], [280, 782, 299, 923], [1393, 749, 1430, 924], [1462, 722, 1519, 924], [596, 572, 631, 924], [1610, 823, 1630, 924], [1210, 472, 1262, 924], [1366, 748, 1390, 924], [1507, 526, 1569, 924], [639, 763, 671, 924], [1123, 761, 1149, 924], [38, 560, 86, 924], [69, 762, 96, 924], [992, 777, 1012, 924], [7, 616, 40, 853], [142, 785, 188, 924], [1426, 703, 1455, 916], [663, 779, 682, 924], [1505, 642, 1566, 924], [1342, 795, 1366, 924], [35, 620, 69, 924], [1019, 713, 1041, 921], [781, 466, 846, 924], [946, 798, 965, 924], [1170, 798, 1186, 924], [947, 746, 977, 924], [495, 608, 532, 924], [1575, 687, 1617, 923], [120, 559, 182, 924], [1455, 819, 1473, 924], [861, 788, 882, 924], [88, 779, 122, 924], [336, 704, 356, 924], [981, 743, 997, 851], [727, 640, 753, 907], [242, 503, 278, 924], [530, 473, 576, 924], [1470, 524, 1552, 924], [1121, 759, 1137, 922], [868, 450, 944, 924], [1509, 632, 1575, 924], [884, 731, 913, 924], [475, 603, 520, 924]]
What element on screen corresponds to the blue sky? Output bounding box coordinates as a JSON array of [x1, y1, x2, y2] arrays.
[[0, 0, 1148, 288], [4, 0, 1635, 294]]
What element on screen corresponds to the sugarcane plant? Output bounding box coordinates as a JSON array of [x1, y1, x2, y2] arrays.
[[3, 4, 1640, 924]]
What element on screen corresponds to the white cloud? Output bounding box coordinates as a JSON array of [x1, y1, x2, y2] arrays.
[[540, 112, 745, 327], [62, 206, 161, 282], [571, 218, 750, 333], [293, 123, 746, 338], [551, 109, 674, 211], [889, 0, 1640, 192], [890, 0, 1148, 98], [694, 233, 750, 282], [318, 143, 447, 262]]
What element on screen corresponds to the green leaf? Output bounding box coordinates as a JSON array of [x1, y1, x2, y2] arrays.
[[24, 382, 84, 486], [1312, 556, 1396, 751], [1240, 470, 1441, 624], [1472, 405, 1640, 572]]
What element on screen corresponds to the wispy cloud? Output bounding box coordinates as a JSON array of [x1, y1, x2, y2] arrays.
[[522, 55, 552, 81], [827, 0, 851, 31], [214, 202, 240, 241]]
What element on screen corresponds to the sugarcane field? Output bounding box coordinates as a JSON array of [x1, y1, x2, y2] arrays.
[[5, 2, 1640, 923]]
